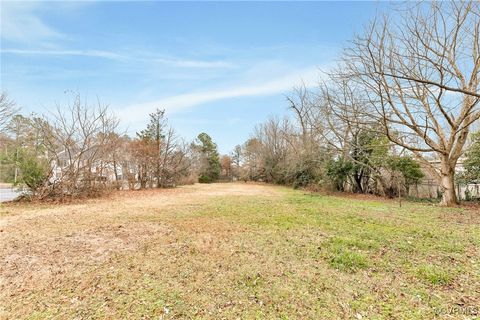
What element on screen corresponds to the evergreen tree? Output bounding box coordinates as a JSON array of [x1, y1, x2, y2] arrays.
[[463, 132, 480, 183], [136, 108, 166, 187], [194, 133, 221, 183]]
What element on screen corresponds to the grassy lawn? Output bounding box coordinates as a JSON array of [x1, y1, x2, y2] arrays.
[[0, 183, 479, 319]]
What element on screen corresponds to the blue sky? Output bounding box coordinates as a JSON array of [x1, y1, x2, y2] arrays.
[[1, 1, 388, 154]]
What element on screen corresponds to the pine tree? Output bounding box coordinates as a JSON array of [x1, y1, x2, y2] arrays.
[[136, 108, 166, 187], [194, 132, 221, 183]]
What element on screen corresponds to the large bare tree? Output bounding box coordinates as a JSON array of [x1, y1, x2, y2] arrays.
[[343, 1, 480, 205]]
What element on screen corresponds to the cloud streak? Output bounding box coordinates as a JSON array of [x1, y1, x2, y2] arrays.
[[1, 3, 234, 69], [152, 57, 235, 69], [119, 66, 322, 123], [1, 48, 124, 60], [1, 2, 64, 44], [1, 48, 235, 69]]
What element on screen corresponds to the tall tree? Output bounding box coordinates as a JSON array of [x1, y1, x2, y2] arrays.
[[220, 155, 232, 179], [253, 117, 292, 184], [137, 108, 167, 187], [344, 2, 480, 206], [1, 115, 49, 191], [194, 133, 221, 183], [241, 138, 264, 181], [231, 144, 243, 179]]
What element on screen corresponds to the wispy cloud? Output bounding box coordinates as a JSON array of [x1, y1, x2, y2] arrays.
[[119, 65, 322, 123], [152, 57, 235, 69], [1, 48, 235, 69], [0, 2, 64, 44], [1, 2, 234, 69], [1, 48, 125, 60]]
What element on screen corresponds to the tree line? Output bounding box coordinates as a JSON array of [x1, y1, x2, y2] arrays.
[[0, 93, 222, 201]]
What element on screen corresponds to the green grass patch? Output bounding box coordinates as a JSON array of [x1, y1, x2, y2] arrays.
[[416, 265, 455, 285], [327, 248, 369, 272]]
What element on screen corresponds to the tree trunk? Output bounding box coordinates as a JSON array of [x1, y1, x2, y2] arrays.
[[113, 160, 119, 181], [354, 172, 363, 193], [439, 159, 458, 206]]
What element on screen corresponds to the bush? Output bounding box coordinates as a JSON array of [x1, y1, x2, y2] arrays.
[[325, 157, 353, 191], [2, 149, 49, 197], [15, 151, 49, 193], [198, 174, 214, 183], [290, 163, 318, 189]]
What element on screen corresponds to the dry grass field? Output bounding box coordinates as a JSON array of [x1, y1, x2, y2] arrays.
[[0, 183, 479, 319]]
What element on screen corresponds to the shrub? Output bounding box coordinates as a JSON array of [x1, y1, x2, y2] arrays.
[[325, 157, 353, 191], [198, 174, 213, 184], [15, 150, 49, 194]]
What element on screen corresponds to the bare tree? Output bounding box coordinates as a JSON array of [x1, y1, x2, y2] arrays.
[[0, 92, 18, 132], [128, 138, 155, 189], [241, 138, 264, 181], [319, 77, 403, 193], [254, 116, 299, 183], [168, 139, 195, 185], [158, 127, 182, 187], [343, 2, 480, 205], [287, 84, 317, 146], [230, 145, 243, 180], [34, 94, 120, 199], [102, 132, 130, 189], [220, 154, 232, 179], [133, 109, 192, 188]]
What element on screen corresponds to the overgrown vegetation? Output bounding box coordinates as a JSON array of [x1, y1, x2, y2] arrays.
[[0, 94, 220, 200], [232, 116, 425, 199]]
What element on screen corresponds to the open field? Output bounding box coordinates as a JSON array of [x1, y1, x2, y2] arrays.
[[1, 183, 479, 319]]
